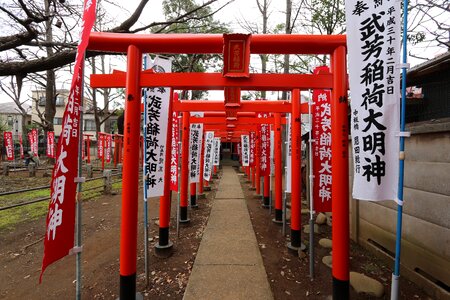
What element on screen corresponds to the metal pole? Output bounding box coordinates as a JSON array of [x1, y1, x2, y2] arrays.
[[308, 94, 315, 280], [391, 1, 409, 299], [142, 54, 150, 288], [75, 57, 86, 300]]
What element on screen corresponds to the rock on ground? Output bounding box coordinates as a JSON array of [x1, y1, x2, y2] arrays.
[[303, 224, 320, 234], [322, 256, 332, 268], [318, 238, 332, 249], [315, 213, 327, 225], [350, 271, 385, 298]]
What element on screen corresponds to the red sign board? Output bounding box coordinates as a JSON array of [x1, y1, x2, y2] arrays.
[[105, 134, 112, 163], [249, 131, 256, 167], [19, 135, 24, 159], [312, 66, 332, 213], [223, 34, 251, 77]]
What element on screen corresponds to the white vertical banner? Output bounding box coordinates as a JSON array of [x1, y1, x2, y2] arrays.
[[346, 0, 400, 201], [270, 129, 274, 175], [213, 137, 221, 166], [143, 55, 172, 198], [285, 114, 292, 193], [189, 123, 203, 183], [241, 135, 250, 167], [203, 131, 215, 181]]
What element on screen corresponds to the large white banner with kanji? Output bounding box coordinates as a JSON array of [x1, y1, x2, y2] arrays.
[[346, 0, 400, 201], [189, 123, 203, 183], [143, 56, 172, 198], [241, 135, 250, 167], [203, 131, 214, 181]]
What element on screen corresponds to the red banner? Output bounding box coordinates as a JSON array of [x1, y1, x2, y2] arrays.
[[47, 131, 55, 158], [97, 133, 104, 159], [41, 0, 97, 283], [28, 129, 38, 157], [312, 66, 332, 213], [19, 135, 24, 159], [249, 131, 256, 167], [258, 113, 271, 176], [105, 134, 112, 163], [170, 111, 179, 191], [82, 135, 86, 161], [4, 132, 14, 161]]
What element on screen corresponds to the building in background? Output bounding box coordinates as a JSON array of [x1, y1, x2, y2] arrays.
[[30, 89, 118, 140], [0, 101, 32, 138]]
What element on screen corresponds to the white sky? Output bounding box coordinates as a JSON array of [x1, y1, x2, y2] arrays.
[[0, 0, 446, 104]]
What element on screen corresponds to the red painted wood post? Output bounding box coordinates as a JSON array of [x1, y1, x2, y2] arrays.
[[273, 113, 283, 223], [156, 92, 174, 254], [180, 112, 190, 223], [101, 133, 105, 170], [255, 130, 261, 195], [263, 174, 270, 206], [190, 182, 197, 208], [288, 89, 302, 252], [119, 44, 142, 298], [331, 45, 349, 298], [86, 136, 91, 164], [199, 138, 205, 195], [251, 166, 256, 188]]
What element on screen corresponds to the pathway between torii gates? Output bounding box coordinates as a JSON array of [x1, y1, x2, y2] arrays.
[[183, 166, 273, 300]]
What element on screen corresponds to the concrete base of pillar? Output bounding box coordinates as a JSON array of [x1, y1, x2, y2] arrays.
[[154, 241, 174, 258]]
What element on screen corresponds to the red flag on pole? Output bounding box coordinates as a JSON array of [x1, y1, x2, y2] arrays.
[[19, 134, 24, 159], [170, 110, 179, 191], [4, 132, 14, 161], [97, 133, 104, 159], [312, 66, 332, 213], [105, 134, 112, 163], [40, 0, 97, 283], [47, 131, 55, 158], [258, 113, 271, 176]]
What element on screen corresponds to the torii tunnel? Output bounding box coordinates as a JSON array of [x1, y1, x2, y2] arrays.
[[88, 33, 349, 299]]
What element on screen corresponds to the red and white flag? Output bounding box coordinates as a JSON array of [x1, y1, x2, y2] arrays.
[[105, 134, 112, 163], [97, 133, 104, 159], [19, 134, 24, 159], [258, 113, 271, 176], [4, 132, 14, 161], [170, 110, 179, 191], [28, 129, 38, 157], [312, 66, 332, 212], [47, 131, 55, 158], [40, 0, 97, 283]]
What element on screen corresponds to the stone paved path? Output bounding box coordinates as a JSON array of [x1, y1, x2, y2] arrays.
[[183, 166, 273, 300]]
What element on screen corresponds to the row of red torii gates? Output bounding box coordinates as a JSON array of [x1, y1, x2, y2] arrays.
[[88, 33, 349, 299]]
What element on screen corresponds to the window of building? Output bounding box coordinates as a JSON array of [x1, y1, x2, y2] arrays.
[[54, 117, 63, 125], [38, 96, 46, 106], [55, 96, 65, 106], [84, 119, 96, 131]]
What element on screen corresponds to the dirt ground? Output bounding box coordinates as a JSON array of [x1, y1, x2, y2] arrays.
[[0, 166, 434, 299], [0, 168, 215, 299], [237, 168, 433, 300]]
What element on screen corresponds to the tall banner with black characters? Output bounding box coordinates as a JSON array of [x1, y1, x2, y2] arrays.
[[346, 0, 400, 201], [213, 137, 221, 166], [203, 131, 215, 181], [143, 56, 172, 198], [241, 135, 250, 167], [189, 124, 203, 183]]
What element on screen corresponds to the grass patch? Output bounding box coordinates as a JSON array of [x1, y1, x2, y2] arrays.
[[0, 177, 122, 232]]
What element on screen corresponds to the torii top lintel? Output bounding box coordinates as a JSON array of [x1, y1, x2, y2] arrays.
[[88, 33, 346, 55]]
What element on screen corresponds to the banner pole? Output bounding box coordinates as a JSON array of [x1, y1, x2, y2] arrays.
[[308, 94, 315, 280], [142, 55, 150, 288], [74, 57, 86, 300], [391, 0, 409, 299]]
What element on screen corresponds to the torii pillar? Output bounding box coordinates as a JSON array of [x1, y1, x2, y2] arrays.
[[119, 45, 142, 299], [180, 112, 191, 223]]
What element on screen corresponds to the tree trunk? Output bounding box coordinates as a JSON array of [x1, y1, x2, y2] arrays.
[[91, 57, 101, 140], [282, 0, 292, 101], [101, 55, 111, 133], [44, 0, 56, 133]]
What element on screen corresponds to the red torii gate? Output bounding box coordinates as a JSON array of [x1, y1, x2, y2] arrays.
[[88, 33, 348, 299]]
